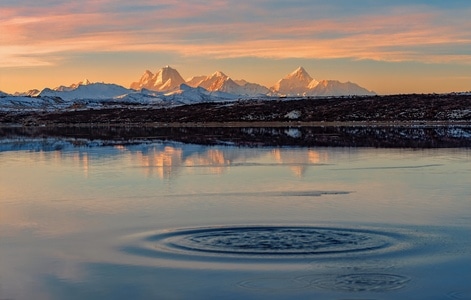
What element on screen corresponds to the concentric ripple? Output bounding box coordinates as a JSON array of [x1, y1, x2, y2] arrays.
[[122, 225, 407, 264], [163, 227, 389, 255], [310, 273, 411, 292]]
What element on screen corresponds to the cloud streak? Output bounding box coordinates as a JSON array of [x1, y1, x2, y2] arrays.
[[1, 1, 471, 68]]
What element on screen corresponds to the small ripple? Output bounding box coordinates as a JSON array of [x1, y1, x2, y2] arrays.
[[446, 291, 471, 299], [306, 273, 411, 292]]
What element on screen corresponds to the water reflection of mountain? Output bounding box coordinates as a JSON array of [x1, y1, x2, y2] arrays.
[[0, 137, 260, 179], [0, 134, 335, 179], [2, 125, 469, 180], [129, 145, 265, 179], [1, 126, 470, 148], [272, 148, 329, 177]]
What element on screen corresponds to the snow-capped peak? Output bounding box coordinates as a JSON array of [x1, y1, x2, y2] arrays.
[[211, 71, 228, 78], [179, 70, 269, 96], [130, 65, 374, 97], [130, 66, 185, 92], [288, 67, 312, 81], [194, 71, 228, 91], [154, 66, 184, 86], [271, 67, 316, 96]]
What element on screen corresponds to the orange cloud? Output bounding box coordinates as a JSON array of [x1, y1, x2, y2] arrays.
[[1, 2, 470, 68]]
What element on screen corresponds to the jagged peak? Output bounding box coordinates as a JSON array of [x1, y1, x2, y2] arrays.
[[293, 66, 307, 73], [129, 65, 373, 96], [287, 66, 313, 80], [78, 79, 91, 85], [211, 71, 228, 78], [157, 65, 180, 74]]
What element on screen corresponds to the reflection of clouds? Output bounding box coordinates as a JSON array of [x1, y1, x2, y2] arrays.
[[0, 203, 89, 237], [0, 208, 39, 235]]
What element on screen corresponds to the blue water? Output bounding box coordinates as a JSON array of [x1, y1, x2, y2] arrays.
[[1, 141, 470, 299]]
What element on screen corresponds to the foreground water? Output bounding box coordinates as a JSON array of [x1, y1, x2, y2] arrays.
[[1, 135, 470, 299]]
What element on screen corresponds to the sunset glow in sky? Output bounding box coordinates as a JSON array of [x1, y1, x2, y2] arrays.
[[1, 0, 470, 94]]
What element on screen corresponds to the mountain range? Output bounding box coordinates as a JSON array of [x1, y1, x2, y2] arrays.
[[1, 66, 376, 110], [130, 66, 375, 96]]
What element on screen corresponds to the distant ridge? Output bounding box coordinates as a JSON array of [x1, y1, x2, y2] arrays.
[[54, 79, 91, 92], [9, 66, 375, 98], [270, 67, 374, 96], [130, 66, 374, 96], [186, 71, 269, 96], [39, 82, 131, 100]]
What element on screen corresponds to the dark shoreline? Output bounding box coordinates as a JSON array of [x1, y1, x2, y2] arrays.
[[1, 93, 470, 127], [2, 124, 471, 148], [1, 93, 470, 148]]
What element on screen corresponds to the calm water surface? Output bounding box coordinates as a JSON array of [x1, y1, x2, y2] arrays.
[[1, 140, 470, 299]]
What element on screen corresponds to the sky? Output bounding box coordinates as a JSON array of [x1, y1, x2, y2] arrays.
[[1, 0, 470, 95]]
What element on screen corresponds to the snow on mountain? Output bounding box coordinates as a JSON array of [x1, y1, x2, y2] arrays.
[[311, 80, 375, 96], [0, 95, 65, 111], [231, 79, 269, 96], [1, 83, 241, 111], [130, 70, 154, 90], [114, 89, 166, 104], [10, 80, 91, 98], [192, 71, 228, 90], [1, 90, 66, 111], [271, 67, 374, 96], [237, 82, 270, 96], [164, 83, 240, 104], [13, 89, 41, 97], [39, 82, 131, 101], [54, 79, 91, 92], [271, 67, 318, 96], [185, 71, 269, 96], [130, 66, 372, 97], [206, 75, 243, 94], [2, 65, 377, 112], [186, 75, 207, 87], [130, 66, 185, 92]]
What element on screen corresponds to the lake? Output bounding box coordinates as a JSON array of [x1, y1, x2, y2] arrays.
[[1, 126, 470, 299]]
